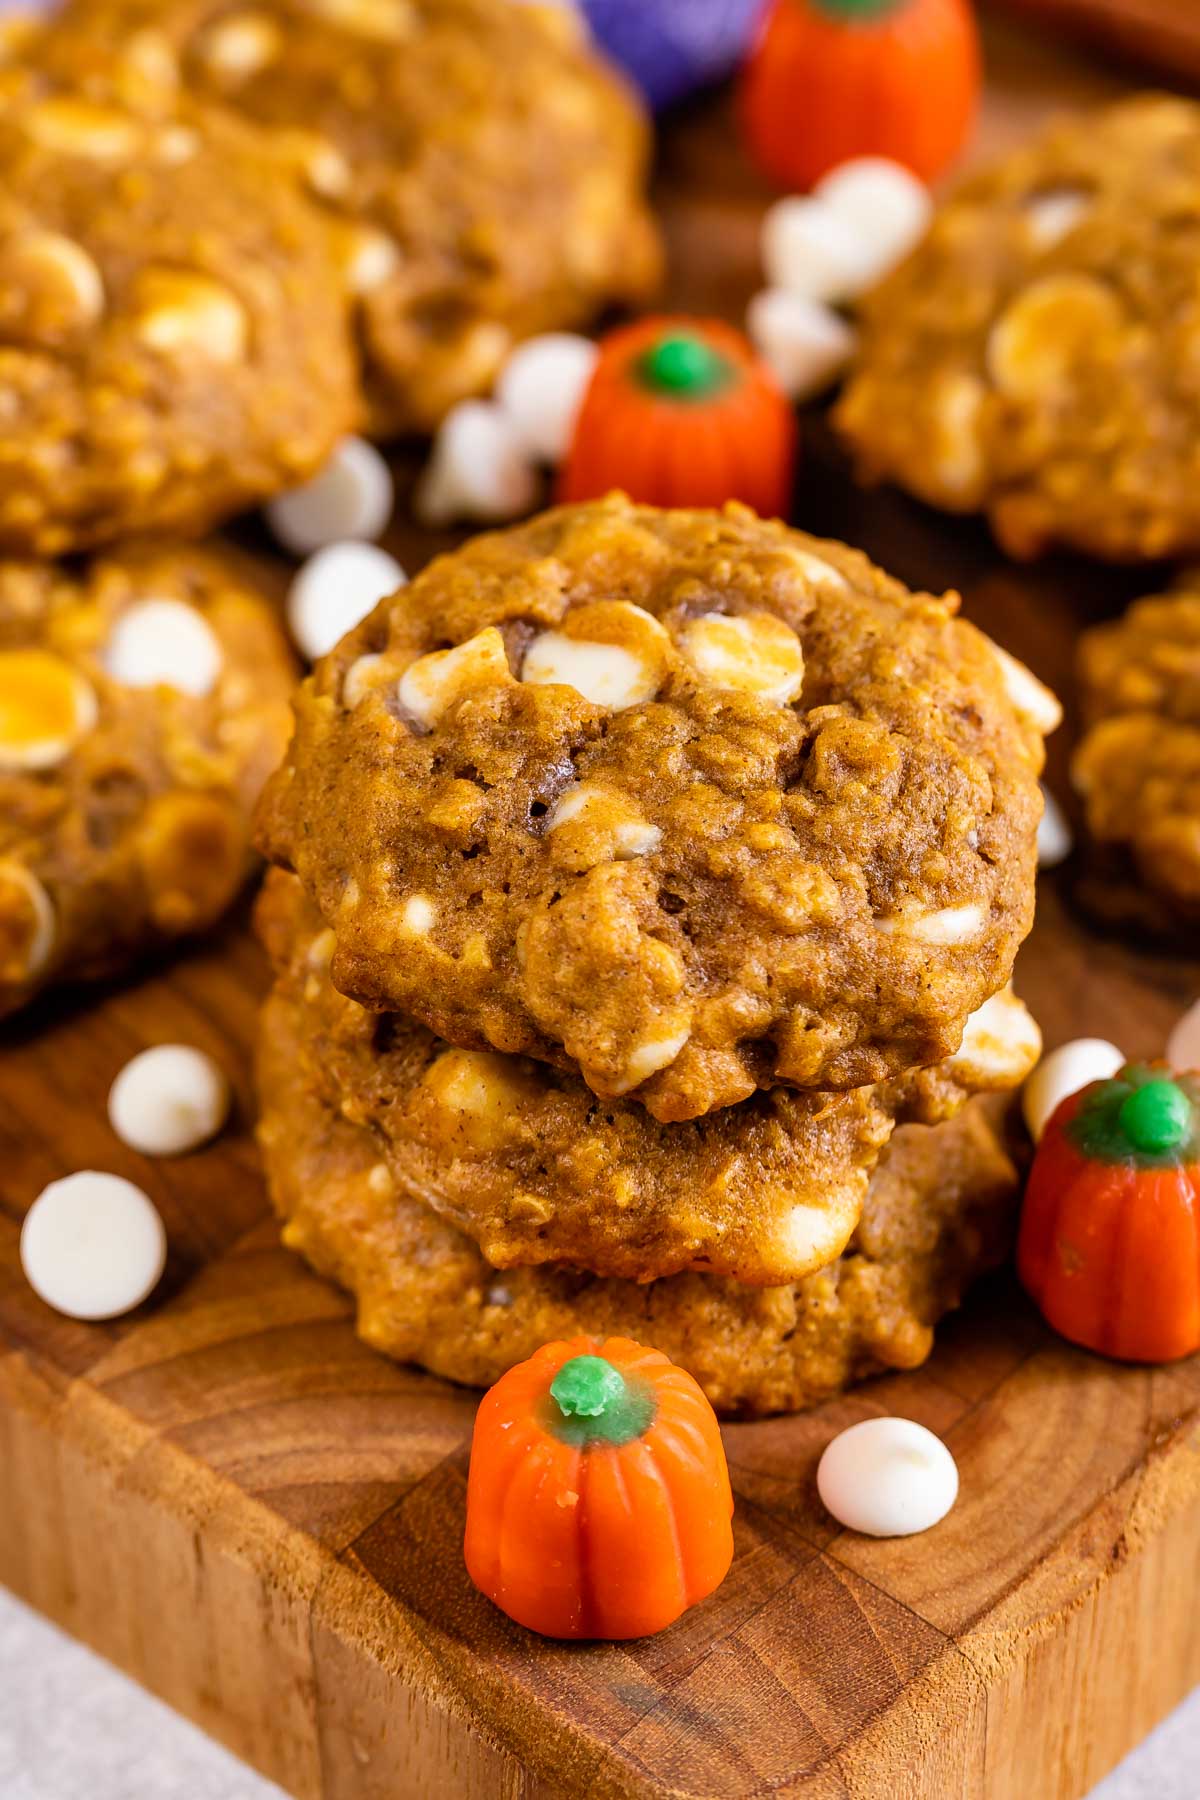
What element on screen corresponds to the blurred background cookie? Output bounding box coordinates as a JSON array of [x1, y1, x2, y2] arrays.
[[838, 94, 1200, 561], [0, 61, 359, 555], [52, 0, 661, 433], [1073, 573, 1200, 933], [0, 542, 294, 1015]]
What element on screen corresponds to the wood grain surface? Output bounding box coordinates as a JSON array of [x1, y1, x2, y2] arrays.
[[991, 0, 1200, 85], [3, 17, 1200, 1800]]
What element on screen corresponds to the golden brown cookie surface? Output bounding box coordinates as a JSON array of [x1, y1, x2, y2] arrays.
[[0, 56, 358, 554], [0, 543, 295, 1014], [256, 917, 1023, 1414], [839, 96, 1200, 562], [255, 869, 1039, 1286], [259, 498, 1053, 1120], [1073, 575, 1200, 928], [53, 0, 660, 432]]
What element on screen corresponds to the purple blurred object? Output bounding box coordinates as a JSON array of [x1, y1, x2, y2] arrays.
[[579, 0, 764, 110]]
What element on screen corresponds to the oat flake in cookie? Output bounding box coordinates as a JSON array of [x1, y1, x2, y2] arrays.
[[0, 63, 357, 555], [839, 96, 1200, 562], [259, 497, 1055, 1121], [255, 889, 1027, 1415], [0, 543, 295, 1016], [54, 0, 661, 434]]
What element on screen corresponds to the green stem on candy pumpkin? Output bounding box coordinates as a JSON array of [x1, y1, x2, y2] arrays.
[[637, 332, 734, 401], [1069, 1064, 1200, 1168], [546, 1354, 656, 1448], [804, 0, 904, 21]]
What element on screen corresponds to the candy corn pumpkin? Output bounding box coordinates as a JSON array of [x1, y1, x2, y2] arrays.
[[740, 0, 980, 190], [1017, 1063, 1200, 1363], [558, 316, 796, 516], [464, 1335, 734, 1639]]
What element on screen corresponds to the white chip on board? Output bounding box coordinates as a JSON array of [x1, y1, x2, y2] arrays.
[[414, 400, 540, 527], [266, 435, 394, 556], [761, 197, 879, 306], [746, 288, 856, 402], [1037, 785, 1072, 869], [495, 332, 598, 464], [21, 1171, 167, 1320], [817, 1417, 958, 1538], [813, 157, 933, 277], [286, 541, 405, 662], [1168, 999, 1200, 1074], [108, 1044, 230, 1156], [1022, 1037, 1125, 1142], [104, 599, 223, 697]]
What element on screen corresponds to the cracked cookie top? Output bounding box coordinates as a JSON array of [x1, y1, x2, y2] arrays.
[[259, 497, 1055, 1120], [838, 95, 1200, 562]]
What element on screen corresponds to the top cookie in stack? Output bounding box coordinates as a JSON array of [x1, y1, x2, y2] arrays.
[[259, 495, 1057, 1124], [46, 0, 662, 434]]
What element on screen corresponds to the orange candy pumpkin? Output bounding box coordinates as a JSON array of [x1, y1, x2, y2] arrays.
[[464, 1335, 734, 1640], [558, 316, 796, 517], [1017, 1064, 1200, 1363], [740, 0, 980, 190]]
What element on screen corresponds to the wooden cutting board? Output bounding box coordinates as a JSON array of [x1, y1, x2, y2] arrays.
[[4, 19, 1200, 1800]]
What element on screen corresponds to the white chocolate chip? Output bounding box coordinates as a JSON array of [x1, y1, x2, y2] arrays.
[[266, 436, 394, 556], [495, 332, 598, 463], [786, 549, 848, 590], [135, 270, 248, 364], [949, 987, 1042, 1088], [813, 157, 933, 277], [521, 632, 656, 712], [929, 371, 987, 501], [986, 274, 1122, 402], [401, 894, 436, 935], [676, 612, 804, 705], [0, 650, 97, 771], [989, 642, 1063, 737], [414, 400, 540, 527], [1167, 999, 1200, 1074], [876, 903, 985, 945], [777, 1201, 855, 1272], [21, 1172, 167, 1320], [546, 784, 662, 859], [761, 196, 879, 305], [421, 1048, 540, 1151], [746, 288, 856, 402], [1024, 188, 1091, 251], [1037, 785, 1072, 869], [398, 627, 511, 727], [286, 542, 405, 662], [817, 1418, 958, 1538], [197, 10, 283, 77], [610, 1025, 692, 1094], [8, 231, 105, 334], [108, 1044, 230, 1156], [104, 599, 223, 697], [24, 98, 141, 159], [344, 226, 402, 295], [0, 862, 56, 980], [1022, 1038, 1125, 1142]]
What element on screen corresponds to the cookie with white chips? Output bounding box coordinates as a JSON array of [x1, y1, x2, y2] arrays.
[[0, 55, 358, 554], [0, 542, 294, 1015], [838, 96, 1200, 561], [259, 496, 1055, 1122]]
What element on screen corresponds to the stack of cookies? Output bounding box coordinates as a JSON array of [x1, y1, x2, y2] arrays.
[[255, 496, 1059, 1413], [0, 0, 657, 1016]]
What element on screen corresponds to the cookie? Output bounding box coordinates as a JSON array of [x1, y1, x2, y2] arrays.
[[256, 869, 1039, 1285], [1073, 574, 1200, 929], [0, 542, 295, 1014], [259, 497, 1056, 1122], [0, 57, 358, 554], [53, 0, 661, 433], [256, 918, 1024, 1415], [838, 96, 1200, 562]]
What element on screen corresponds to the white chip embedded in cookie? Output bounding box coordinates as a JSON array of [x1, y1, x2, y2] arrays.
[[0, 649, 97, 770], [676, 612, 804, 704], [398, 627, 512, 727], [104, 599, 223, 697]]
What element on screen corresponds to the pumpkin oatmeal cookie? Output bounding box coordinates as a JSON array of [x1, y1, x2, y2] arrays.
[[0, 542, 294, 1016], [256, 886, 1025, 1414], [0, 58, 358, 554], [255, 871, 1039, 1285], [52, 0, 660, 433], [1073, 574, 1200, 931], [838, 95, 1200, 562], [258, 497, 1057, 1122]]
